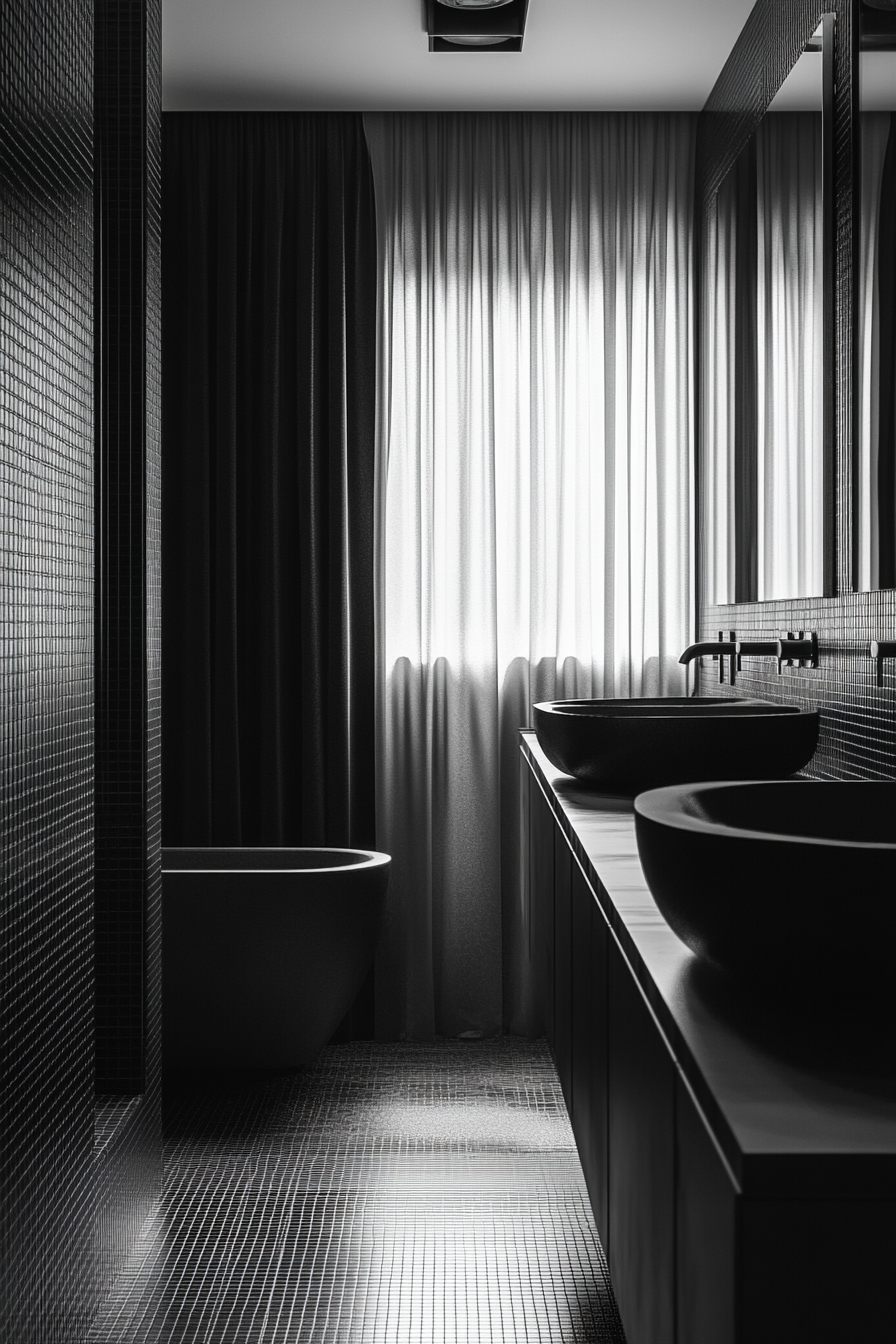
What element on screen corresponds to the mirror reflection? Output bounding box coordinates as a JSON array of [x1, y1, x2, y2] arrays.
[[704, 37, 826, 604], [856, 44, 896, 591]]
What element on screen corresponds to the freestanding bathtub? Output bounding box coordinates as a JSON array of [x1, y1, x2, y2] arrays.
[[162, 847, 390, 1070]]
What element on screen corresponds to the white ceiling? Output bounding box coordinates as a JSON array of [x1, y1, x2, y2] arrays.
[[162, 0, 759, 111]]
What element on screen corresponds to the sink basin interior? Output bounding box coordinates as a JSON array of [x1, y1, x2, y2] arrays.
[[677, 781, 896, 845], [533, 698, 820, 791], [542, 697, 797, 717], [634, 780, 896, 993]]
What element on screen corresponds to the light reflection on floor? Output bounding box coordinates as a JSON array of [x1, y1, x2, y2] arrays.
[[87, 1039, 625, 1343]]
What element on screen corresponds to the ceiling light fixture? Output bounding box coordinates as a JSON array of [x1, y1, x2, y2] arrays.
[[426, 0, 530, 52]]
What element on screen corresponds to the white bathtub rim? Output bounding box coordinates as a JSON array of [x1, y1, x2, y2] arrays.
[[162, 846, 391, 875]]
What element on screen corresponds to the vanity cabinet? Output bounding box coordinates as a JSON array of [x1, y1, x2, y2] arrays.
[[570, 861, 609, 1249], [553, 837, 573, 1117], [522, 733, 896, 1344], [608, 939, 676, 1344], [527, 763, 555, 1047], [675, 1071, 737, 1344]]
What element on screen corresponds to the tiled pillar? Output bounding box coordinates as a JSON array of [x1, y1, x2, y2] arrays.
[[92, 0, 164, 1289], [1, 1, 97, 1338]]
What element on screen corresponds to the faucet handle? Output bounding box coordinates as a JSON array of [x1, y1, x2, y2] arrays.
[[718, 630, 736, 685], [775, 631, 818, 674], [870, 639, 896, 688]]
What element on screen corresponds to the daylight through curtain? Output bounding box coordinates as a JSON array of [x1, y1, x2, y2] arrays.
[[364, 112, 695, 1041]]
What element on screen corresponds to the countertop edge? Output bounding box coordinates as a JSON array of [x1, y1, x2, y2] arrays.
[[520, 731, 896, 1200]]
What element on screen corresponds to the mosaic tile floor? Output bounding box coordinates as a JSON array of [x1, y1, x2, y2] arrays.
[[87, 1039, 626, 1343]]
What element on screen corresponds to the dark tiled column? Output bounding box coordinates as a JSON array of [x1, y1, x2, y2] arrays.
[[1, 1, 97, 1337], [93, 0, 163, 1297], [94, 0, 162, 1099]]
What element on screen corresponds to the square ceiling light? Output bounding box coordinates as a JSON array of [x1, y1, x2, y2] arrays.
[[426, 0, 530, 53]]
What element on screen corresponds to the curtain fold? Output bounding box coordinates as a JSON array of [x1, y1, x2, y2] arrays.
[[161, 113, 377, 851], [365, 112, 695, 1042]]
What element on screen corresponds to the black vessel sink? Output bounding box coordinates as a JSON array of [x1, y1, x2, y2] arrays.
[[635, 780, 896, 992], [533, 697, 818, 792]]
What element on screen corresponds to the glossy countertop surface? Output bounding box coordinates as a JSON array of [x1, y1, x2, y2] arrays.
[[521, 732, 896, 1198]]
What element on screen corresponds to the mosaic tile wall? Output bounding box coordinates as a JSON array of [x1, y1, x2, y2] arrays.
[[2, 0, 163, 1334], [0, 1, 97, 1339], [696, 0, 896, 778], [94, 0, 164, 1283]]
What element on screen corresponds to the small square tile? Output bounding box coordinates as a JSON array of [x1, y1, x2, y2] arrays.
[[86, 1039, 626, 1343]]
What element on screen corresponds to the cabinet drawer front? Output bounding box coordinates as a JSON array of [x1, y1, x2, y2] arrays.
[[741, 1199, 896, 1344], [570, 863, 609, 1251], [609, 942, 675, 1344], [676, 1073, 738, 1344], [528, 772, 555, 1046], [553, 838, 573, 1114]]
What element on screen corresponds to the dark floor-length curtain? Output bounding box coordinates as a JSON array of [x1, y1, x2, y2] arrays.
[[161, 113, 376, 857]]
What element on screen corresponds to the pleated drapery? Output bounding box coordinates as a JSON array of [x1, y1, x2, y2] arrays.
[[161, 114, 377, 852], [364, 113, 696, 1042]]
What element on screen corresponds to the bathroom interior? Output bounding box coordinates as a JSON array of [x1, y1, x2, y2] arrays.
[[2, 0, 896, 1340]]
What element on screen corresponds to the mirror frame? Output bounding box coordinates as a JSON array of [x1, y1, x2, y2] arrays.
[[853, 4, 896, 590], [696, 1, 857, 611]]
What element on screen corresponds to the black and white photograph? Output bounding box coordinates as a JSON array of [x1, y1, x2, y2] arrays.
[[2, 1, 895, 1340]]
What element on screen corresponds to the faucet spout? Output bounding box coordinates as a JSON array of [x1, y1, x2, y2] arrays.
[[678, 640, 735, 666], [679, 637, 738, 686]]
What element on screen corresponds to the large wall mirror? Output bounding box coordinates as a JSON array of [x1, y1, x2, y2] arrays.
[[855, 2, 896, 591], [703, 19, 833, 604]]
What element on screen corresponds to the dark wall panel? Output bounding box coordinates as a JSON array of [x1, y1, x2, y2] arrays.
[[696, 0, 896, 780], [95, 0, 163, 1098], [145, 0, 164, 1120], [0, 1, 97, 1338], [94, 0, 164, 1284]]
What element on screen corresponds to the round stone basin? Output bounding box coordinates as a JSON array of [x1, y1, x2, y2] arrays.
[[634, 780, 896, 991], [533, 697, 819, 793]]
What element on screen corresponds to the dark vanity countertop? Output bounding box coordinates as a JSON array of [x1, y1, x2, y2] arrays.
[[521, 732, 896, 1199]]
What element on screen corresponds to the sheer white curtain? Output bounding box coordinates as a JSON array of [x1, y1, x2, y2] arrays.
[[363, 113, 695, 1041]]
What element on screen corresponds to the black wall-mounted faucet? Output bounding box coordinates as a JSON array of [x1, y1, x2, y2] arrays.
[[731, 631, 820, 676], [870, 640, 896, 688], [734, 638, 778, 673]]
